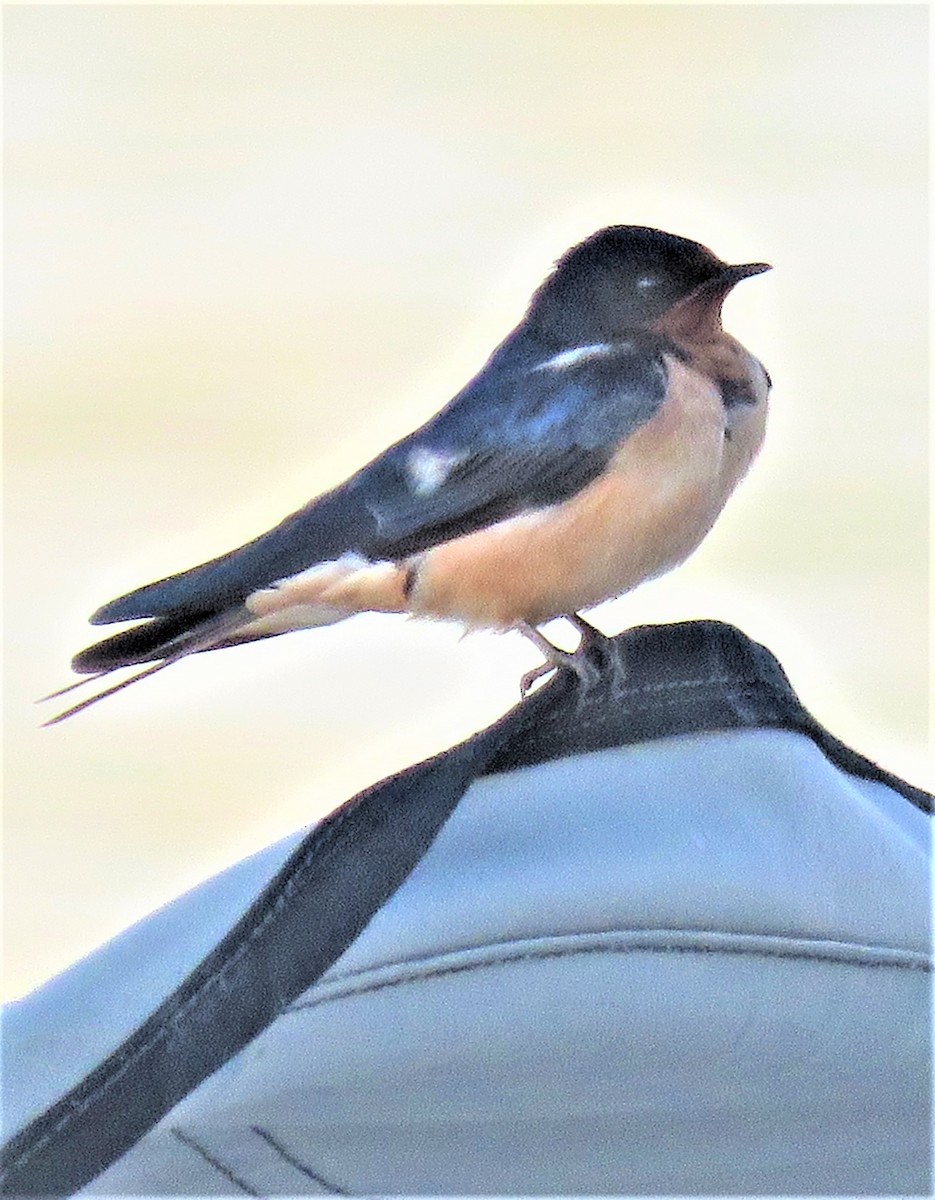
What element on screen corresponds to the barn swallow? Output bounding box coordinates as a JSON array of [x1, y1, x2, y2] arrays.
[[44, 226, 771, 722]]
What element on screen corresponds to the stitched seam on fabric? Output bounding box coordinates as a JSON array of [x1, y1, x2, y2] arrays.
[[250, 1125, 348, 1195], [290, 936, 933, 1010], [525, 678, 773, 744], [170, 1127, 261, 1197], [321, 924, 935, 985], [501, 675, 767, 758]]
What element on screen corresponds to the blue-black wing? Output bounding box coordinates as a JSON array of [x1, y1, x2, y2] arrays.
[[359, 340, 668, 558]]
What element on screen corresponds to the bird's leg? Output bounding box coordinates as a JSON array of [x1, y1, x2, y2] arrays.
[[565, 613, 609, 652], [566, 612, 629, 697], [516, 624, 563, 695], [516, 621, 601, 697]]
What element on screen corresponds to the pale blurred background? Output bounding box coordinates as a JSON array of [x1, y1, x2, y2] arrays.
[[4, 5, 928, 1001]]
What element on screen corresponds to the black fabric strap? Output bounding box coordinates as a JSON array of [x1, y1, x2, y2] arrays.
[[489, 620, 933, 813], [1, 620, 929, 1197]]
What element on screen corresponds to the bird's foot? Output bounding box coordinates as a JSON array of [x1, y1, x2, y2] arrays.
[[519, 660, 558, 697], [567, 613, 629, 697], [516, 615, 610, 698]]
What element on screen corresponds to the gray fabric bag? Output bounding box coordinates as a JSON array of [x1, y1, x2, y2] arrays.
[[2, 621, 931, 1196]]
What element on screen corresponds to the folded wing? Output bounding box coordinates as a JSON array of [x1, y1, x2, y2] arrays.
[[72, 331, 670, 677]]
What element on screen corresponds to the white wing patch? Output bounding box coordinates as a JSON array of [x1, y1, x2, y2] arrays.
[[406, 446, 461, 495], [534, 342, 618, 372]]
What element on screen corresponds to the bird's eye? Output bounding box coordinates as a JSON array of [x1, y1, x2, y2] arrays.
[[635, 275, 658, 290]]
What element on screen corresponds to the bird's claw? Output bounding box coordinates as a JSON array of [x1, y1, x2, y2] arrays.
[[520, 662, 558, 696], [569, 614, 628, 695], [516, 614, 615, 699]]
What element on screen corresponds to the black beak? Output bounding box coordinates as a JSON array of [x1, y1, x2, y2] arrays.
[[719, 262, 772, 283]]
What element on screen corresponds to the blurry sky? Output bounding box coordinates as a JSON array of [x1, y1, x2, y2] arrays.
[[4, 4, 929, 1000]]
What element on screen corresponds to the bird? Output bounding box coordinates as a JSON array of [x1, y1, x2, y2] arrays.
[[43, 225, 771, 723]]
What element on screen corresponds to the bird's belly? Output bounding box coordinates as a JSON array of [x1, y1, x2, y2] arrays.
[[410, 471, 722, 628], [410, 356, 761, 628]]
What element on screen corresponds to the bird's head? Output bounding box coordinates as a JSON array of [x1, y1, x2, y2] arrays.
[[529, 225, 770, 344]]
